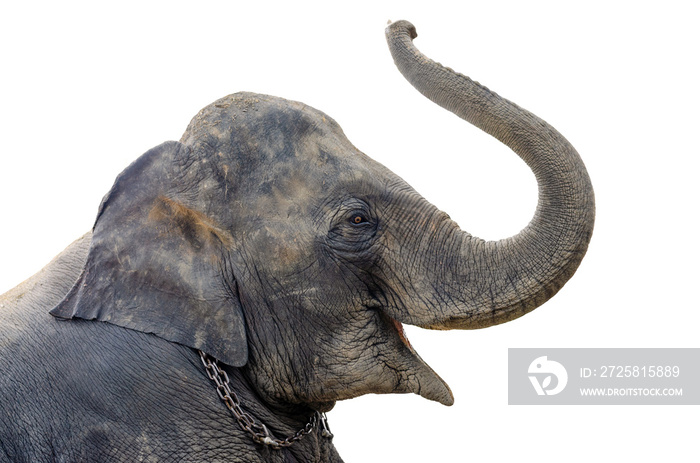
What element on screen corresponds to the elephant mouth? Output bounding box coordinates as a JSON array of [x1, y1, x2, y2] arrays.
[[388, 316, 413, 349], [383, 312, 454, 406]]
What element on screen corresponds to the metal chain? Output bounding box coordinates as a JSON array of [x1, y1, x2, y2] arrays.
[[198, 350, 333, 449]]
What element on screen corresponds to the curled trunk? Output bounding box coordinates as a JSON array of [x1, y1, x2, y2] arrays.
[[385, 20, 595, 329]]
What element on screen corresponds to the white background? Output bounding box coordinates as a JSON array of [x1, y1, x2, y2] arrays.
[[1, 1, 697, 461]]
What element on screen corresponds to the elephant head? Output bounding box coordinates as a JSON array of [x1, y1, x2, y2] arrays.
[[51, 20, 594, 411]]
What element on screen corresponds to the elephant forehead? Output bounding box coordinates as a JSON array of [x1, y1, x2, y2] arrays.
[[197, 95, 391, 170], [237, 151, 396, 221], [182, 92, 344, 158], [182, 92, 397, 196]]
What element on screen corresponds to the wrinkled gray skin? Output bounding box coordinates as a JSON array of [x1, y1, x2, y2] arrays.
[[0, 21, 594, 462]]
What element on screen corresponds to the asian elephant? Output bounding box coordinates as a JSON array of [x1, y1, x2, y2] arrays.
[[0, 20, 594, 462]]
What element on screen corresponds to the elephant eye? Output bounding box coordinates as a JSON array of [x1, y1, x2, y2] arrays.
[[327, 204, 377, 253], [350, 214, 368, 225]]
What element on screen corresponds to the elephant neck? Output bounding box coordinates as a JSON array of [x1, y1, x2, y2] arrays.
[[203, 359, 338, 460]]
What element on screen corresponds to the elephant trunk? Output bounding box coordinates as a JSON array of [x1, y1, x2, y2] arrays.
[[385, 21, 595, 329]]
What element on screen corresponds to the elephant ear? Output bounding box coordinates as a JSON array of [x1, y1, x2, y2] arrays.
[[51, 141, 248, 367]]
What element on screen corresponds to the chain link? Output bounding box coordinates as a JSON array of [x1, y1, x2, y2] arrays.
[[198, 350, 333, 449]]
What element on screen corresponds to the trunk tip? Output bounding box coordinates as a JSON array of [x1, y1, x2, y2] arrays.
[[386, 20, 418, 40]]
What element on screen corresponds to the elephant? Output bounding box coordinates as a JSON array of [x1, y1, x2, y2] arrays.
[[0, 20, 594, 462]]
